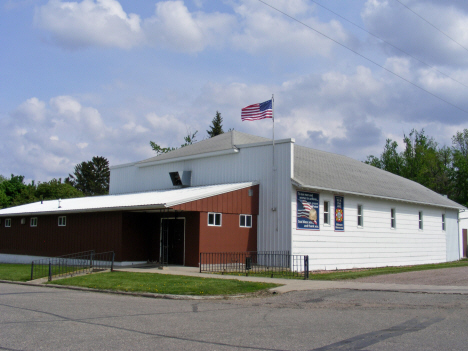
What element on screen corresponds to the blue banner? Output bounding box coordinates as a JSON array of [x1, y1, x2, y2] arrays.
[[335, 196, 344, 231], [297, 191, 319, 230]]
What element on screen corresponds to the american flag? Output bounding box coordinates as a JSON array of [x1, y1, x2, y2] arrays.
[[241, 99, 273, 121], [298, 200, 317, 224]]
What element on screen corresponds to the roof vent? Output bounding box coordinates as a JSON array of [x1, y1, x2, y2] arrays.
[[169, 171, 192, 187]]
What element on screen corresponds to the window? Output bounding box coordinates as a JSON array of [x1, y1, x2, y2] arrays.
[[442, 214, 446, 231], [5, 218, 11, 228], [240, 214, 252, 228], [391, 208, 396, 229], [208, 213, 221, 226], [30, 217, 37, 227], [357, 205, 363, 227], [323, 201, 330, 225], [58, 216, 66, 227], [418, 211, 423, 230]]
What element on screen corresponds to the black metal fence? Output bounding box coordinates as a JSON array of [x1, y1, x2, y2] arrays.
[[200, 251, 310, 279], [31, 250, 115, 281]]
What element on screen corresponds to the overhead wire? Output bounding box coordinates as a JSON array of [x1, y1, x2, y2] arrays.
[[256, 0, 468, 115], [393, 0, 468, 53], [310, 0, 468, 89]]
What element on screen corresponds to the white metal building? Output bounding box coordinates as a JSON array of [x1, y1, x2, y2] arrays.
[[109, 130, 465, 270]]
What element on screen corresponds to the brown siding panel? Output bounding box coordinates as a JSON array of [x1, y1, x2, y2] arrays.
[[172, 185, 259, 214], [0, 212, 123, 260]]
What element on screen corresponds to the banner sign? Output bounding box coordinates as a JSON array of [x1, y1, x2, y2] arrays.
[[297, 191, 319, 230], [334, 195, 344, 231]]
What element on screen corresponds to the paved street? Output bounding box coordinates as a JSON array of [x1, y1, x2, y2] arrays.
[[1, 282, 468, 350]]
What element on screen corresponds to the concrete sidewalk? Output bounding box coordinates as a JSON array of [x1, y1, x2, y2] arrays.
[[115, 266, 468, 295]]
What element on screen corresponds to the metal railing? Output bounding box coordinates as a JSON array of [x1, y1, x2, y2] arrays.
[[31, 250, 115, 281], [200, 251, 310, 279]]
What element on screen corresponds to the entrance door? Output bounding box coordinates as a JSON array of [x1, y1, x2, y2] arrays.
[[160, 218, 185, 265], [463, 229, 467, 258]]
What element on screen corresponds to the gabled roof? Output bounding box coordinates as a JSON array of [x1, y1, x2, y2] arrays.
[[293, 145, 463, 209], [0, 182, 257, 216], [138, 130, 269, 165]]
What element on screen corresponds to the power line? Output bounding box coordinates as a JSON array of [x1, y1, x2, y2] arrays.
[[256, 0, 468, 115], [310, 0, 468, 89], [393, 0, 468, 53]]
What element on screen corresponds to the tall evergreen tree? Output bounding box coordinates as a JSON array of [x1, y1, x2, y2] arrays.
[[66, 156, 110, 196], [207, 111, 224, 138]]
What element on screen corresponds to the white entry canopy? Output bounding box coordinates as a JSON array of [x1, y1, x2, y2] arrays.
[[0, 182, 258, 216]]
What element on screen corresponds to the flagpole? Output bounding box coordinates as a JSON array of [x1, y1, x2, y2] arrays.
[[272, 94, 275, 169], [271, 94, 278, 233]]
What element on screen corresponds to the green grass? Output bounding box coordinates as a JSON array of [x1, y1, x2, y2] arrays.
[[0, 264, 32, 282], [47, 271, 280, 296], [222, 259, 468, 281]]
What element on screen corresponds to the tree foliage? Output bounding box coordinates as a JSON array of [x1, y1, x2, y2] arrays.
[[150, 130, 198, 155], [66, 156, 110, 196], [0, 175, 83, 209], [207, 111, 224, 138], [366, 128, 468, 206]]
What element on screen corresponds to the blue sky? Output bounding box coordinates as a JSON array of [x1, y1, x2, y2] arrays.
[[2, 0, 468, 182]]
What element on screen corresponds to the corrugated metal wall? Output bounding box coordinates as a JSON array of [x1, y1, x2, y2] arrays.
[[291, 188, 458, 270], [109, 140, 294, 254], [0, 212, 123, 260]]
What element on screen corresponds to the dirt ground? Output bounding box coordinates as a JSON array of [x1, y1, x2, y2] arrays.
[[352, 266, 468, 286]]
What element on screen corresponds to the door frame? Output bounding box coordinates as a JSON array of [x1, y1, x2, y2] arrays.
[[160, 217, 186, 266]]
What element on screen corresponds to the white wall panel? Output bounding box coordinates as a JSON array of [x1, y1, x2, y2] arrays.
[[110, 141, 294, 253], [291, 188, 456, 270]]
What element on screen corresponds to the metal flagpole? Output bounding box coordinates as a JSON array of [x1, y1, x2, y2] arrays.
[[271, 94, 278, 233]]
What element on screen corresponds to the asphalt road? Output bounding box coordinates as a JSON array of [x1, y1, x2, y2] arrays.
[[1, 282, 468, 351]]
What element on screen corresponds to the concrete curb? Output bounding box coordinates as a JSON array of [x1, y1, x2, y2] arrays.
[[0, 279, 277, 300]]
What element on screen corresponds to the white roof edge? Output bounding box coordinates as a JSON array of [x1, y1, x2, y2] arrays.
[[292, 179, 465, 210], [110, 161, 138, 170], [136, 148, 239, 168], [236, 138, 295, 149], [0, 182, 259, 217], [0, 204, 168, 217]]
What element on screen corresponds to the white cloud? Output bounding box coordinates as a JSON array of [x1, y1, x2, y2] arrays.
[[33, 0, 350, 57], [143, 0, 234, 52], [34, 0, 144, 49], [231, 0, 349, 57], [362, 0, 468, 66]]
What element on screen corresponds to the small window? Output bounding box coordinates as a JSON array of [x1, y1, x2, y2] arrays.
[[442, 214, 446, 231], [323, 201, 330, 225], [240, 214, 252, 228], [58, 216, 66, 227], [418, 211, 423, 230], [391, 208, 396, 229], [357, 205, 363, 227], [30, 217, 37, 227], [5, 218, 11, 228], [208, 213, 221, 226]]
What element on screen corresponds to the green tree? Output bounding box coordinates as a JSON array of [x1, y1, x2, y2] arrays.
[[150, 130, 198, 155], [0, 175, 26, 208], [366, 129, 454, 200], [451, 129, 468, 206], [35, 178, 84, 200], [66, 156, 110, 196], [206, 111, 224, 138]]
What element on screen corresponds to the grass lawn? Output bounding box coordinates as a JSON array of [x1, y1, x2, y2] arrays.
[[0, 264, 32, 282], [47, 271, 280, 296], [224, 258, 468, 280]]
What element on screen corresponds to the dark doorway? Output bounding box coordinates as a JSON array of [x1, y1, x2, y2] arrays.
[[463, 229, 467, 258], [160, 218, 185, 265]]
